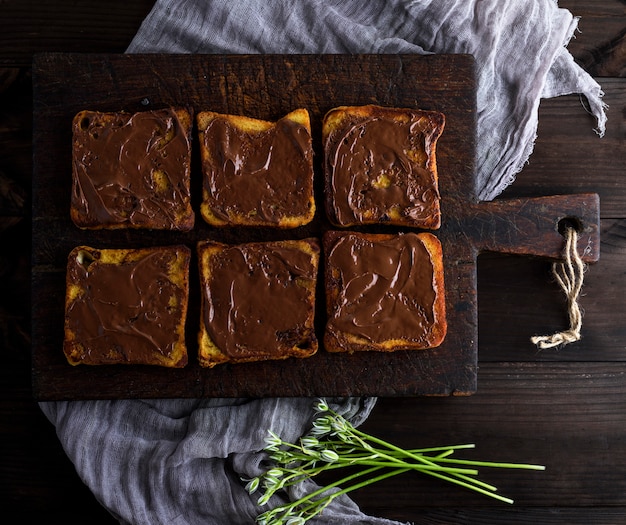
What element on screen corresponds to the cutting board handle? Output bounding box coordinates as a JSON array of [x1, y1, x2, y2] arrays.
[[464, 193, 600, 262]]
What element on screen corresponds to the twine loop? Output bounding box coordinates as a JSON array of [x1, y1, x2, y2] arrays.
[[531, 226, 587, 349]]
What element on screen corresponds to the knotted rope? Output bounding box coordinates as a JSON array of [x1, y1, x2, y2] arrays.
[[531, 226, 586, 349]]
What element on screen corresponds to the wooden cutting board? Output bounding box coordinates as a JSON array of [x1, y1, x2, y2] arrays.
[[31, 53, 600, 400]]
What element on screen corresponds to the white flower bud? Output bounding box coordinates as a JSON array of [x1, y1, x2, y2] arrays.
[[266, 468, 284, 479], [245, 477, 260, 494], [315, 398, 329, 412], [257, 491, 272, 506], [320, 449, 340, 463], [300, 436, 320, 449], [264, 430, 282, 450]]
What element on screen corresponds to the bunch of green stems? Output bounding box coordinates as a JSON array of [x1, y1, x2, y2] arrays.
[[245, 400, 545, 525]]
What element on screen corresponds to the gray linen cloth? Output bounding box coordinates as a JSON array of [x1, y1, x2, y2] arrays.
[[40, 1, 606, 524]]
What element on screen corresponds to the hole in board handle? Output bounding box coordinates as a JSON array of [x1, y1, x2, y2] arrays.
[[557, 216, 583, 237]]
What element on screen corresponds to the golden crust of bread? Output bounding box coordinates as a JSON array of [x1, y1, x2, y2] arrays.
[[322, 104, 444, 230], [70, 107, 195, 231], [197, 238, 320, 368], [323, 230, 447, 353], [197, 107, 310, 135], [197, 108, 315, 228], [63, 245, 190, 367]]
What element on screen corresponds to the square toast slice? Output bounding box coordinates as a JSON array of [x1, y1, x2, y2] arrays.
[[197, 238, 320, 367], [63, 245, 190, 367], [197, 108, 315, 228], [323, 105, 444, 229], [71, 107, 195, 231], [324, 231, 446, 353]]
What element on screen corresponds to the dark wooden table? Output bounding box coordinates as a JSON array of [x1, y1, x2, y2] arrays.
[[1, 2, 625, 523]]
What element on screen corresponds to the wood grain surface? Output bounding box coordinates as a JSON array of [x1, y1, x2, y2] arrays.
[[1, 1, 625, 523]]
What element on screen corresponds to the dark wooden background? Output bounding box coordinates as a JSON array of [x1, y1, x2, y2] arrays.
[[1, 1, 625, 523]]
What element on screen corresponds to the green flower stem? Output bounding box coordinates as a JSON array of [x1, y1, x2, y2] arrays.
[[261, 465, 384, 520], [349, 425, 450, 465], [315, 445, 543, 473], [303, 446, 458, 465], [410, 444, 476, 454], [302, 466, 410, 511], [261, 466, 411, 524], [355, 441, 450, 473], [318, 443, 475, 459], [328, 459, 479, 475], [332, 447, 479, 473], [331, 431, 544, 472], [278, 447, 481, 477], [433, 457, 546, 470], [446, 471, 500, 493], [418, 467, 515, 504]]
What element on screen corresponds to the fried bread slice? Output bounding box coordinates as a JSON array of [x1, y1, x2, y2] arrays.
[[63, 245, 190, 367], [71, 107, 194, 231], [197, 238, 320, 367], [197, 108, 315, 228], [324, 231, 446, 353], [323, 104, 444, 229]]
